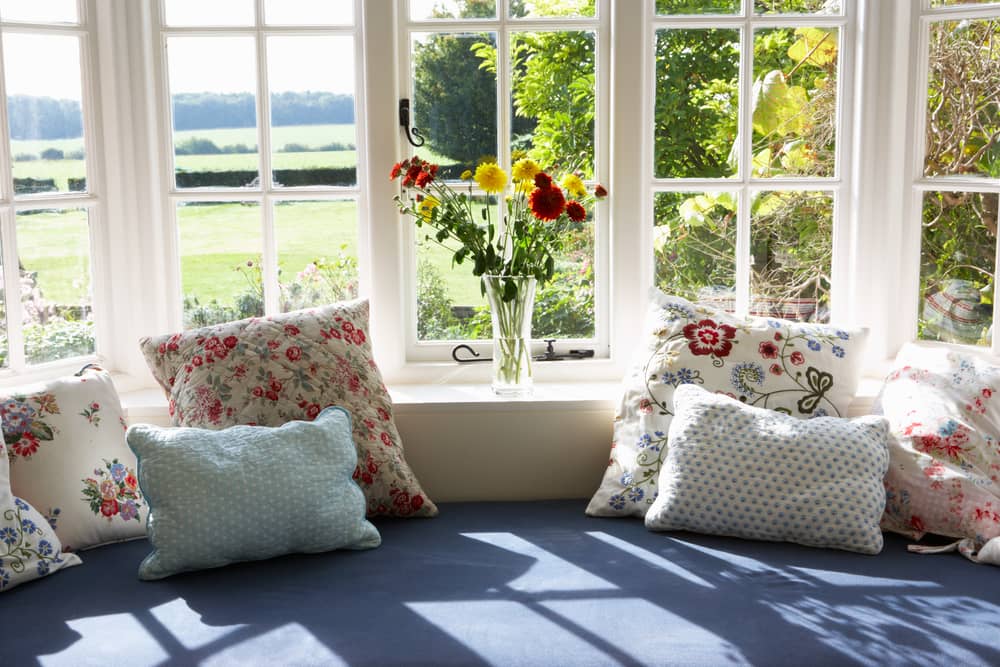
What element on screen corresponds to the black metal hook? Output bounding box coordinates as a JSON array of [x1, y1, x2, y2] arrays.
[[399, 98, 425, 148], [451, 344, 490, 363]]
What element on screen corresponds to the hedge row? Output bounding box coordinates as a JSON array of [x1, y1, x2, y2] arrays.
[[176, 167, 357, 188]]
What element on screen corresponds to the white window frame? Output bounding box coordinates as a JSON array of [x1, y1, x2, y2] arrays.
[[641, 0, 857, 332], [0, 0, 110, 380], [149, 0, 371, 335], [899, 0, 1000, 357], [392, 0, 613, 369]]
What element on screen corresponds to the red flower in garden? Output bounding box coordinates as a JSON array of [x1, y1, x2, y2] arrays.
[[565, 200, 586, 222], [682, 319, 737, 357], [390, 162, 402, 179], [594, 184, 608, 198], [534, 172, 552, 189], [100, 498, 119, 518], [790, 351, 805, 365], [758, 341, 779, 359], [529, 185, 566, 221], [286, 346, 302, 361]]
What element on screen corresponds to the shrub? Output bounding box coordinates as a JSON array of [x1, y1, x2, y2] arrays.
[[21, 318, 95, 364], [66, 149, 86, 160], [221, 143, 255, 154], [174, 137, 222, 155], [40, 147, 64, 160], [13, 152, 37, 162]]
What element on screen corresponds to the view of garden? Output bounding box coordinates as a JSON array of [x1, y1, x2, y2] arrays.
[[2, 0, 997, 364]]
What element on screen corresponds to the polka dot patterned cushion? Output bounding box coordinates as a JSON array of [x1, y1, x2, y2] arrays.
[[645, 385, 890, 555]]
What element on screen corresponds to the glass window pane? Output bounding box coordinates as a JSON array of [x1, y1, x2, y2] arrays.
[[931, 0, 1000, 6], [275, 200, 359, 312], [264, 0, 352, 25], [654, 192, 737, 308], [4, 34, 87, 195], [535, 209, 595, 339], [751, 191, 832, 322], [656, 0, 740, 15], [919, 191, 998, 346], [415, 196, 492, 341], [412, 32, 497, 177], [752, 27, 839, 179], [754, 0, 841, 14], [0, 236, 5, 367], [267, 36, 356, 188], [924, 19, 1000, 180], [0, 0, 77, 23], [654, 29, 739, 179], [410, 0, 496, 20], [164, 0, 254, 26], [17, 208, 94, 363], [510, 31, 595, 178], [513, 1, 595, 18], [167, 36, 258, 189], [178, 202, 263, 329]]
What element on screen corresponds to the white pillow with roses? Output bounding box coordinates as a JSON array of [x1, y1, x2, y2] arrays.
[[586, 289, 868, 518], [4, 368, 146, 551]]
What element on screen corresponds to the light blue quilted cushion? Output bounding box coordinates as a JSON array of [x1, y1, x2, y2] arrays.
[[128, 406, 380, 580], [645, 385, 890, 554]]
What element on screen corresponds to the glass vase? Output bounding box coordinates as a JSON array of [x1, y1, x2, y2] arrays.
[[483, 275, 536, 397]]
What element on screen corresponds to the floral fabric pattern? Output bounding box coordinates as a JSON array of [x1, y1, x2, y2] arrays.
[[586, 289, 868, 518], [875, 343, 1000, 548], [2, 392, 60, 461], [1, 442, 80, 591], [3, 369, 147, 551], [140, 299, 437, 518]]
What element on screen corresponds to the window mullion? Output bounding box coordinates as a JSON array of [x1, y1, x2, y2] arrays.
[[1, 208, 26, 371], [735, 23, 753, 318], [252, 4, 279, 315]]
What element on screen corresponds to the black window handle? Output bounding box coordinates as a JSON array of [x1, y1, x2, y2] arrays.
[[399, 98, 425, 148]]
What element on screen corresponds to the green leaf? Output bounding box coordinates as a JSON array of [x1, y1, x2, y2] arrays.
[[787, 28, 837, 68], [30, 422, 54, 441]]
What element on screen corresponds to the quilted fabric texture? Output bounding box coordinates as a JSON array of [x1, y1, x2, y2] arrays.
[[1, 440, 80, 591], [645, 385, 890, 554], [128, 406, 381, 580], [4, 369, 146, 551], [876, 343, 1000, 546], [586, 289, 868, 518], [140, 300, 436, 518]]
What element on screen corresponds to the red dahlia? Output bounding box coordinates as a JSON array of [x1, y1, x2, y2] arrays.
[[529, 185, 566, 221], [534, 172, 553, 189], [565, 201, 586, 222]]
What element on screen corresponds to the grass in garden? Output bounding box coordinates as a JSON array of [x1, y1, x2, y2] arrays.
[[16, 209, 91, 306]]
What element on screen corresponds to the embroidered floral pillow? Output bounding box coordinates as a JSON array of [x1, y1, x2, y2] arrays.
[[875, 343, 1000, 547], [139, 299, 437, 518], [4, 369, 146, 551], [1, 441, 81, 591], [586, 289, 868, 518]]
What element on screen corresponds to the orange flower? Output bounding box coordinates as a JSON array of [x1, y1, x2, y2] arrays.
[[565, 201, 586, 222]]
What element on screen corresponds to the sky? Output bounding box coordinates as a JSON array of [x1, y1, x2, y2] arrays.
[[0, 0, 356, 100]]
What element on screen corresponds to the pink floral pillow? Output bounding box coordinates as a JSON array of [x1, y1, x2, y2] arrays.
[[876, 343, 1000, 546], [139, 300, 437, 518]]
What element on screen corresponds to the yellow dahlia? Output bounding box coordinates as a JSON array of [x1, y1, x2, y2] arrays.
[[417, 195, 439, 221], [511, 158, 541, 182], [460, 169, 473, 181], [561, 173, 587, 199], [474, 162, 508, 193]]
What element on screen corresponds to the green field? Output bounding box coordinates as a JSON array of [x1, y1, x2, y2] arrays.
[[11, 123, 481, 314]]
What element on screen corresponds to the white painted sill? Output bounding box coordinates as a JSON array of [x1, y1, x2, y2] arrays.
[[119, 375, 884, 422]]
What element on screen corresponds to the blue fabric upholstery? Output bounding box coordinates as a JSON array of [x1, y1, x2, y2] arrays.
[[3, 500, 998, 666]]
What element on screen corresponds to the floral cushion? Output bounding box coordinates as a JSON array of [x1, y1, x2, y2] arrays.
[[1, 440, 81, 591], [139, 300, 437, 518], [4, 369, 146, 551], [876, 343, 1000, 546], [586, 289, 868, 518], [645, 385, 890, 554]]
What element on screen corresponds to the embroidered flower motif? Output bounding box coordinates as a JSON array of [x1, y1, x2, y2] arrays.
[[82, 459, 143, 523], [79, 401, 101, 426], [1, 392, 59, 459], [758, 341, 779, 359], [790, 351, 805, 366], [832, 345, 845, 358], [731, 362, 765, 395], [807, 339, 821, 351], [682, 319, 737, 358]]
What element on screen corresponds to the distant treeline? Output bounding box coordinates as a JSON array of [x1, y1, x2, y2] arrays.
[[7, 92, 355, 140]]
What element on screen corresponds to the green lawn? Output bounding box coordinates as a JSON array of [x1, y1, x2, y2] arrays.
[[11, 123, 479, 314]]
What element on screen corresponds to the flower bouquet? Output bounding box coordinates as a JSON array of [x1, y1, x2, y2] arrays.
[[391, 156, 606, 394]]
